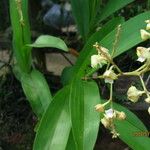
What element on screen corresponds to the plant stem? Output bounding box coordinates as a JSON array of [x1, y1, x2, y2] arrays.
[[139, 75, 150, 98], [109, 83, 113, 108]]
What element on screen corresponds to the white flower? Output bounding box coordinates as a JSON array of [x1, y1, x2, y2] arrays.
[[105, 108, 115, 119], [146, 23, 150, 30], [127, 86, 144, 103], [91, 55, 107, 68], [148, 107, 150, 114], [140, 29, 150, 41], [103, 68, 117, 84], [101, 117, 110, 128], [136, 47, 150, 62], [145, 97, 150, 103], [145, 20, 150, 30], [137, 57, 146, 62]]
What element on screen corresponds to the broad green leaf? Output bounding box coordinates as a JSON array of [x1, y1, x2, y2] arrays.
[[98, 0, 134, 22], [69, 79, 84, 149], [61, 66, 75, 85], [33, 86, 71, 150], [74, 11, 150, 78], [21, 70, 52, 118], [114, 102, 150, 150], [70, 80, 100, 150], [83, 81, 100, 150], [28, 35, 68, 52], [70, 0, 100, 41], [102, 100, 150, 149], [115, 120, 150, 150], [66, 131, 76, 150], [10, 0, 31, 73], [70, 0, 89, 40], [100, 12, 150, 58]]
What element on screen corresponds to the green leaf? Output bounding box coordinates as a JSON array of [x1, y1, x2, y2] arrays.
[[98, 0, 134, 22], [21, 70, 52, 118], [115, 120, 150, 150], [114, 103, 150, 150], [70, 0, 101, 41], [66, 131, 76, 150], [83, 81, 100, 150], [69, 79, 84, 149], [33, 86, 71, 150], [100, 12, 150, 58], [28, 35, 68, 52], [61, 66, 75, 85], [74, 11, 150, 78], [9, 0, 31, 73], [70, 80, 100, 150], [102, 100, 150, 150]]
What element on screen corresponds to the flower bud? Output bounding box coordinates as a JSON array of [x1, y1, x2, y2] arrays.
[[140, 29, 150, 41], [95, 104, 105, 112], [91, 55, 107, 68], [101, 117, 110, 128], [145, 97, 150, 103], [116, 111, 126, 120], [127, 86, 144, 103]]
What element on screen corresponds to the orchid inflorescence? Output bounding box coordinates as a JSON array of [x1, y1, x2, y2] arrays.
[[88, 20, 150, 138]]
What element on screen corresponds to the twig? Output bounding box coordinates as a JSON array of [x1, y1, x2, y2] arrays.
[[61, 53, 74, 65]]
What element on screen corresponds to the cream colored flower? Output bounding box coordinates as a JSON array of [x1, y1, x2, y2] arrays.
[[116, 111, 126, 120], [145, 20, 150, 30], [148, 107, 150, 114], [93, 42, 111, 60], [100, 46, 109, 54], [105, 108, 115, 119], [91, 55, 107, 68], [101, 117, 110, 128], [136, 47, 150, 62], [103, 68, 117, 84], [100, 46, 111, 60], [140, 29, 150, 41], [146, 23, 150, 30], [127, 86, 144, 103], [145, 97, 150, 103], [95, 104, 105, 112]]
